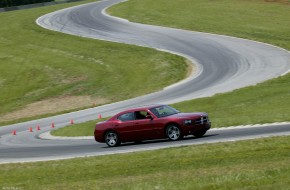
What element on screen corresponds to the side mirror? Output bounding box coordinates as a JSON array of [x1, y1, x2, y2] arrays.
[[146, 115, 153, 120]]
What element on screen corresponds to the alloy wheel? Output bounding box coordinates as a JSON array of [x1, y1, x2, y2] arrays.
[[167, 125, 182, 141], [105, 131, 120, 147]]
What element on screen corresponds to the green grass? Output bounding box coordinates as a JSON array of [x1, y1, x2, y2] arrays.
[[51, 118, 107, 137], [173, 75, 290, 128], [0, 0, 188, 125], [1, 136, 290, 189], [52, 0, 290, 137], [2, 2, 290, 189], [109, 0, 290, 50], [52, 72, 290, 136], [53, 74, 290, 136], [112, 0, 290, 122]]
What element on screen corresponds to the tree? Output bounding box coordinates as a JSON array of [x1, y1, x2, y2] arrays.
[[0, 0, 54, 8]]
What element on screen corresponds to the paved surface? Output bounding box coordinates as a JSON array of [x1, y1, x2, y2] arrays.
[[1, 123, 290, 164], [1, 0, 290, 163]]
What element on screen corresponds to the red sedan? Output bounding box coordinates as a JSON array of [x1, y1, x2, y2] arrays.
[[94, 105, 211, 147]]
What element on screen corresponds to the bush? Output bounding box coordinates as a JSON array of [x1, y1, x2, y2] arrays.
[[0, 0, 53, 8]]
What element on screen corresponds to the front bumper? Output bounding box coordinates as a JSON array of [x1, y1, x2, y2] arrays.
[[183, 120, 211, 135]]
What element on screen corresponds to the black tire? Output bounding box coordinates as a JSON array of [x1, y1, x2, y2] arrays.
[[105, 131, 121, 147], [193, 130, 207, 138], [134, 141, 143, 144], [166, 124, 183, 141]]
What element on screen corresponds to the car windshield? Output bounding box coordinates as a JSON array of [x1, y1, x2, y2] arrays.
[[150, 105, 180, 118]]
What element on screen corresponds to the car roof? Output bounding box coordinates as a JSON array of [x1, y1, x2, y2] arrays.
[[108, 105, 169, 120], [118, 104, 164, 114]]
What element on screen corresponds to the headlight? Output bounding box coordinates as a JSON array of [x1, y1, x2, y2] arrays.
[[184, 120, 192, 125]]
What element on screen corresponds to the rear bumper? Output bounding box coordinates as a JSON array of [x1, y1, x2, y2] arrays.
[[94, 130, 104, 143]]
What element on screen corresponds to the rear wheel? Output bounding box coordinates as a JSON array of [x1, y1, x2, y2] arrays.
[[134, 141, 143, 144], [193, 130, 207, 138], [166, 124, 183, 141], [105, 131, 120, 147]]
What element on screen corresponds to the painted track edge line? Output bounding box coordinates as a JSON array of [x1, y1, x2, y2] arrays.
[[35, 1, 201, 100], [2, 132, 290, 165], [38, 122, 290, 140], [103, 0, 290, 77]]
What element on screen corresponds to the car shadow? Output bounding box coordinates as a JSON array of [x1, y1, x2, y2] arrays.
[[102, 134, 219, 148]]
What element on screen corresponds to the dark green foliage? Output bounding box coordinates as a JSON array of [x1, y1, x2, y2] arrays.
[[0, 0, 53, 8]]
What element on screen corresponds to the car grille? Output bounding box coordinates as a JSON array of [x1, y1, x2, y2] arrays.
[[195, 116, 209, 125]]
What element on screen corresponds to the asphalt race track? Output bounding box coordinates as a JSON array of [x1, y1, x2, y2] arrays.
[[1, 0, 290, 163]]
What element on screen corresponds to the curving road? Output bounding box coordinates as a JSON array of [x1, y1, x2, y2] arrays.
[[1, 0, 290, 163]]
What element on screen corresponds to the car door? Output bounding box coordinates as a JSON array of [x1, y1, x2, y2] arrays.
[[117, 110, 157, 142], [131, 110, 158, 140], [115, 112, 136, 142]]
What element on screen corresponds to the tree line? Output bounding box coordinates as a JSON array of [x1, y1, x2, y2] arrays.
[[0, 0, 54, 8]]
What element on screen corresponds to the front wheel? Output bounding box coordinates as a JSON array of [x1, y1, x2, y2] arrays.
[[105, 131, 121, 147], [166, 124, 183, 141]]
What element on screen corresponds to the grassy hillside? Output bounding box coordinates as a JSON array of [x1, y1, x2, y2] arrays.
[[109, 0, 290, 50], [52, 0, 290, 136], [0, 0, 188, 125], [1, 2, 290, 189], [1, 136, 290, 189], [110, 0, 290, 125]]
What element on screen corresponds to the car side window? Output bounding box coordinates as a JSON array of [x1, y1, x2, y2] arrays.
[[135, 111, 150, 120], [150, 105, 179, 118], [150, 108, 160, 118], [118, 112, 135, 121]]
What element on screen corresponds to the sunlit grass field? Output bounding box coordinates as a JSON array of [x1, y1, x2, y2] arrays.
[[1, 1, 290, 189], [109, 0, 290, 50], [0, 0, 188, 125], [110, 0, 290, 124], [53, 0, 290, 137], [1, 136, 290, 189]]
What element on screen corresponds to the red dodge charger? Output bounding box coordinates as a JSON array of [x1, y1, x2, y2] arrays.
[[94, 105, 211, 147]]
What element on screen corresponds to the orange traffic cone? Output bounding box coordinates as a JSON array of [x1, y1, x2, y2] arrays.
[[36, 125, 41, 130], [12, 130, 16, 135], [98, 114, 102, 119], [70, 119, 74, 125], [29, 127, 33, 132]]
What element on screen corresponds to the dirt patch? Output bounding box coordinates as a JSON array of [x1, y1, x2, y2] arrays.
[[0, 96, 109, 123], [185, 59, 196, 78]]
